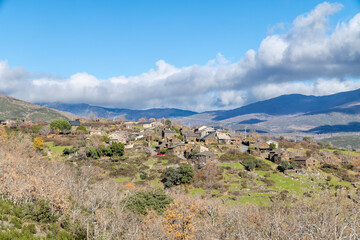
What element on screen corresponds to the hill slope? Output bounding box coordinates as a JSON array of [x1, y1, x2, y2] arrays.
[[37, 102, 197, 121], [0, 94, 70, 122]]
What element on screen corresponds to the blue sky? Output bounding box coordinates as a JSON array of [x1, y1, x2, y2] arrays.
[[1, 1, 360, 110], [0, 0, 358, 78]]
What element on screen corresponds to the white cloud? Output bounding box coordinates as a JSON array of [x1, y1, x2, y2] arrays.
[[1, 2, 360, 111]]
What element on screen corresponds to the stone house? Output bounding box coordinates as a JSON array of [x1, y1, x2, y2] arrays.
[[253, 142, 271, 151], [217, 132, 231, 144], [167, 143, 186, 156], [108, 131, 129, 144], [201, 132, 218, 144], [293, 156, 318, 168], [162, 129, 179, 140], [182, 131, 199, 143], [243, 137, 257, 146], [229, 132, 243, 144]]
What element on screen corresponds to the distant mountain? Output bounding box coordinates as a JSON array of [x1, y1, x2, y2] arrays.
[[211, 88, 360, 121], [0, 94, 70, 122], [37, 102, 198, 121], [36, 88, 360, 133]]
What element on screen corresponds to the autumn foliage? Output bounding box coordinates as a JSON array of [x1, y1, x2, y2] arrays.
[[33, 136, 44, 150]]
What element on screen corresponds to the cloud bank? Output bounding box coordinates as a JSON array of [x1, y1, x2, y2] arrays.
[[1, 2, 360, 111]]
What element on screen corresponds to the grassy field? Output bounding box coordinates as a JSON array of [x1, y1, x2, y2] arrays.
[[45, 142, 72, 159]]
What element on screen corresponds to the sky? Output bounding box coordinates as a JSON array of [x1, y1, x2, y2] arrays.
[[1, 0, 360, 111]]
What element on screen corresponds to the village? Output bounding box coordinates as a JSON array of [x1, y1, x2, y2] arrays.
[[2, 116, 359, 177]]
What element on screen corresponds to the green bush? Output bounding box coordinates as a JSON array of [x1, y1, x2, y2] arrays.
[[86, 147, 100, 159], [278, 161, 297, 172], [242, 158, 264, 171], [76, 125, 87, 132], [122, 189, 173, 215], [162, 163, 194, 188], [110, 142, 125, 156], [10, 217, 22, 229], [23, 224, 37, 234]]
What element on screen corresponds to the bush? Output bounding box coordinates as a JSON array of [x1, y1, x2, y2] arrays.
[[23, 224, 37, 234], [76, 125, 87, 132], [242, 158, 264, 171], [50, 119, 71, 132], [122, 189, 173, 215], [10, 217, 22, 229], [162, 163, 194, 188], [110, 142, 125, 156], [278, 161, 297, 172], [86, 147, 100, 159], [63, 147, 78, 155]]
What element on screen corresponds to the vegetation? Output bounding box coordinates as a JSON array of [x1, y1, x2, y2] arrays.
[[50, 119, 71, 132], [76, 125, 87, 132], [1, 120, 360, 239], [162, 163, 194, 188], [122, 189, 173, 215]]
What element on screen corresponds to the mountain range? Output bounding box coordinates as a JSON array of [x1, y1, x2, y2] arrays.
[[3, 88, 360, 133], [37, 102, 197, 121]]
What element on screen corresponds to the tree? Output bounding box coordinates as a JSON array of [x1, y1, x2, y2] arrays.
[[303, 136, 313, 143], [165, 119, 172, 127], [110, 142, 125, 156], [278, 160, 297, 172], [50, 119, 71, 132], [163, 201, 198, 240], [269, 143, 276, 150], [162, 164, 194, 188], [33, 137, 44, 150], [122, 189, 173, 215]]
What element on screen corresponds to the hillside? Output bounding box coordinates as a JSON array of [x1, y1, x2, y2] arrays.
[[0, 94, 70, 122], [37, 102, 197, 120]]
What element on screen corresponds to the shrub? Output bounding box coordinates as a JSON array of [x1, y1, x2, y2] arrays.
[[110, 142, 125, 156], [86, 147, 100, 159], [10, 217, 22, 229], [33, 137, 44, 150], [160, 148, 167, 154], [162, 163, 194, 188], [76, 125, 87, 132], [242, 158, 264, 171], [23, 224, 37, 234], [102, 136, 110, 143], [122, 189, 173, 215], [278, 161, 297, 172], [63, 147, 78, 155]]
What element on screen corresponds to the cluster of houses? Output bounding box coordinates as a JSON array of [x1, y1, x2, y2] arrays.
[[1, 117, 319, 169]]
